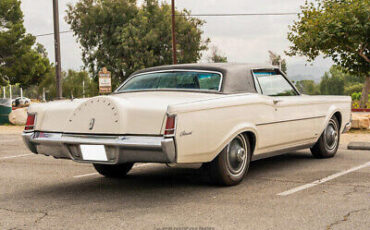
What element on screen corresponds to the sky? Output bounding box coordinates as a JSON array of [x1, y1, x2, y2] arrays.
[[20, 0, 333, 82]]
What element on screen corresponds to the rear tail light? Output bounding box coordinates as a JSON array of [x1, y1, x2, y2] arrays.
[[164, 115, 176, 136], [25, 114, 36, 131]]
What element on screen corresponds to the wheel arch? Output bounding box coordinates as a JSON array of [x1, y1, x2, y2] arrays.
[[209, 124, 258, 162], [242, 131, 257, 157], [333, 111, 342, 130], [318, 106, 343, 137]]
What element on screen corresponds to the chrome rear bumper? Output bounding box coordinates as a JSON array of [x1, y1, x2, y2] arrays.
[[22, 131, 176, 164]]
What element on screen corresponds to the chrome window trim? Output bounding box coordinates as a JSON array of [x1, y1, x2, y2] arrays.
[[114, 69, 224, 93]]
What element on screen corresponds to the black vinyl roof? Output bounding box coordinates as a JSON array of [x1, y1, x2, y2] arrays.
[[130, 63, 278, 94]]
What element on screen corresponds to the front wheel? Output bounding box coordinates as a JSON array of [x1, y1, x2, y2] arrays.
[[205, 134, 251, 186], [310, 116, 340, 158], [93, 163, 134, 178]]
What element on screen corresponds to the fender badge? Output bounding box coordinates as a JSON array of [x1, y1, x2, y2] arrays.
[[180, 131, 192, 136], [89, 118, 95, 130]]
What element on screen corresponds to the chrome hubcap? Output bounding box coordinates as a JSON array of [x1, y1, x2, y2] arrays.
[[236, 148, 246, 162], [226, 135, 248, 176], [324, 119, 338, 150]]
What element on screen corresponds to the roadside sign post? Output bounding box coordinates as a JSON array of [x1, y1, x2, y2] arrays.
[[99, 67, 112, 94], [42, 88, 46, 102], [82, 80, 85, 98]]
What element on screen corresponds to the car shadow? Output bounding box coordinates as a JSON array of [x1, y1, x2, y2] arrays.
[[2, 150, 319, 204]]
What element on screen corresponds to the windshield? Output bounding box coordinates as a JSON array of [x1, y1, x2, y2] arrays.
[[117, 71, 222, 92]]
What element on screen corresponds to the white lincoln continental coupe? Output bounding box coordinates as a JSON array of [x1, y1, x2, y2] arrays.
[[23, 63, 351, 185]]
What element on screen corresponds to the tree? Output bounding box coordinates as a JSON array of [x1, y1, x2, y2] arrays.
[[344, 83, 364, 96], [38, 68, 97, 100], [208, 46, 227, 63], [66, 0, 209, 88], [0, 0, 51, 88], [63, 70, 98, 98], [318, 65, 365, 96], [268, 51, 287, 73], [37, 67, 58, 100], [295, 80, 320, 95], [286, 0, 370, 108], [320, 73, 345, 95]]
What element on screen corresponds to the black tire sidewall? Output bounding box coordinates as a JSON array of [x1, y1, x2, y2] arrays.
[[216, 134, 251, 185], [93, 163, 134, 178], [312, 116, 340, 158]]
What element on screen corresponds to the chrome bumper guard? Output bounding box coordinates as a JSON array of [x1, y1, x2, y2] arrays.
[[22, 131, 176, 164]]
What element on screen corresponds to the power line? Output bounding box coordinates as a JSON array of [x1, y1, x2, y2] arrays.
[[35, 30, 72, 37], [34, 12, 300, 37], [188, 12, 299, 17]]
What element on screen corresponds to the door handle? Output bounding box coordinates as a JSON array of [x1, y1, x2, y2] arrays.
[[273, 99, 282, 104]]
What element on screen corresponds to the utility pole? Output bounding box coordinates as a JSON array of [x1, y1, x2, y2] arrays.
[[171, 0, 177, 64], [53, 0, 62, 99]]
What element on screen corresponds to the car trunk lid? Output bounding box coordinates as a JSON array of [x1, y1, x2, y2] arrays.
[[43, 91, 220, 135]]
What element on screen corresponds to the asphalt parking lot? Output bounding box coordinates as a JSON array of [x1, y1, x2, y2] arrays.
[[0, 131, 369, 230]]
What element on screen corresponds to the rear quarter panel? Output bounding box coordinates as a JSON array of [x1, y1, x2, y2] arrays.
[[168, 94, 274, 163]]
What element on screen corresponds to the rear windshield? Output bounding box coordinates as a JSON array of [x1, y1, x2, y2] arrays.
[[116, 71, 222, 92]]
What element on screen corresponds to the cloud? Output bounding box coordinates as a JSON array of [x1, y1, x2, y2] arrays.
[[21, 0, 82, 71], [20, 0, 332, 80]]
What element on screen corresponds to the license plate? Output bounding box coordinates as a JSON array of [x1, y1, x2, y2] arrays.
[[80, 145, 108, 161]]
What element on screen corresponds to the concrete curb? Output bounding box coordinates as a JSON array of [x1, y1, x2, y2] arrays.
[[347, 142, 370, 151]]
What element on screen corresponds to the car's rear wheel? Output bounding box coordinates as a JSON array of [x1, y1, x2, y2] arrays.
[[205, 134, 251, 186], [93, 163, 134, 178], [310, 116, 340, 158]]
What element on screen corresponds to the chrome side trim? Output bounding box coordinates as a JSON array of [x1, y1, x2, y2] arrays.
[[256, 115, 325, 126], [252, 143, 314, 161]]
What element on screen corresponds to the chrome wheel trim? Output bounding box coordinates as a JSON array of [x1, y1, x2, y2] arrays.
[[324, 119, 339, 151], [226, 135, 248, 177]]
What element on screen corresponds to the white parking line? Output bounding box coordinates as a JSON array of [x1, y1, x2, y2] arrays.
[[73, 172, 99, 178], [277, 161, 370, 196], [0, 153, 33, 160], [73, 163, 156, 178]]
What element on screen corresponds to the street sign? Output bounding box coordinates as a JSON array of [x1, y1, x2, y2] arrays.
[[98, 67, 112, 94]]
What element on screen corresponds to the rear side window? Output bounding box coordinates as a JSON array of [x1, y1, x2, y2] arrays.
[[254, 71, 297, 96]]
